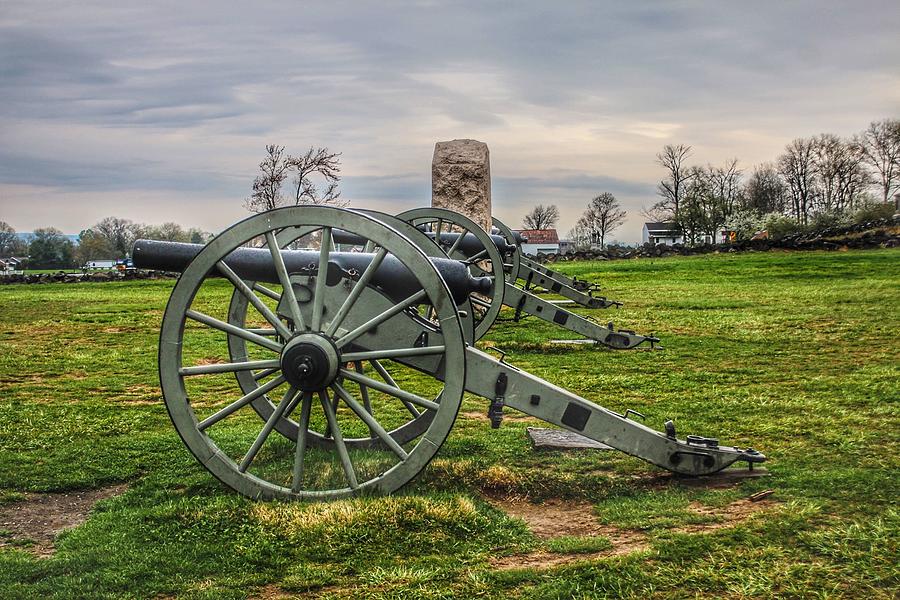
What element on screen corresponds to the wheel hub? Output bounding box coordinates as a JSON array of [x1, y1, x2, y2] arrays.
[[280, 333, 340, 392]]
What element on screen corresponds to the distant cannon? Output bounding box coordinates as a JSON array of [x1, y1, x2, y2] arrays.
[[139, 206, 764, 501], [394, 208, 653, 348]]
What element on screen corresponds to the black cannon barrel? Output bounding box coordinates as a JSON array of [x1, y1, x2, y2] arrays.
[[330, 229, 516, 257], [489, 227, 526, 245], [132, 239, 492, 306]]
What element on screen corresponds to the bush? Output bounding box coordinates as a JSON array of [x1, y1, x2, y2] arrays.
[[851, 203, 896, 225], [765, 214, 805, 240], [809, 210, 851, 231], [726, 208, 767, 240]]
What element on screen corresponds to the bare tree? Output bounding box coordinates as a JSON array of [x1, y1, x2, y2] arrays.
[[777, 138, 817, 224], [245, 145, 293, 212], [75, 229, 113, 263], [93, 216, 141, 256], [707, 158, 743, 218], [744, 163, 788, 214], [812, 134, 868, 213], [566, 220, 592, 250], [0, 221, 19, 256], [686, 166, 721, 243], [292, 147, 343, 206], [522, 204, 560, 229], [582, 193, 627, 249], [857, 118, 900, 206], [245, 144, 344, 213], [143, 222, 190, 242], [653, 144, 694, 217]]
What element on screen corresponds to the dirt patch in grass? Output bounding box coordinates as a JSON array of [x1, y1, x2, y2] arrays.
[[677, 498, 777, 533], [489, 494, 777, 571], [117, 384, 161, 405], [196, 357, 228, 365], [491, 545, 642, 570], [251, 584, 295, 599], [490, 497, 608, 539], [0, 484, 127, 557], [459, 410, 537, 422], [487, 497, 650, 570]]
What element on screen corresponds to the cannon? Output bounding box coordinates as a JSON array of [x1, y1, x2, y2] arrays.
[[393, 208, 654, 348], [494, 219, 612, 308], [332, 216, 614, 310], [136, 206, 764, 501]]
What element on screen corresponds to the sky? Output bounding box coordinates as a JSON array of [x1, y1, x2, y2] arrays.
[[1, 1, 898, 243]]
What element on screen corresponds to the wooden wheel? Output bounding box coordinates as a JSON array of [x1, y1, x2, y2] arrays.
[[224, 209, 476, 449], [398, 208, 506, 341], [159, 206, 466, 500], [491, 217, 522, 284]]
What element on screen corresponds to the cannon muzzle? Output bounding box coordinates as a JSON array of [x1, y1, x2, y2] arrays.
[[132, 239, 492, 306]]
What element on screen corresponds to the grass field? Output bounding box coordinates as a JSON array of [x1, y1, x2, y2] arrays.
[[0, 249, 897, 599]]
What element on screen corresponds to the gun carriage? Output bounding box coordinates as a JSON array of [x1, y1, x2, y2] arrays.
[[135, 206, 764, 501], [493, 218, 610, 308], [397, 208, 653, 348]]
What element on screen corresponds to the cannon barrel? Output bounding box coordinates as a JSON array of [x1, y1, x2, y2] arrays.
[[132, 239, 492, 306], [330, 229, 516, 256], [490, 227, 527, 245]]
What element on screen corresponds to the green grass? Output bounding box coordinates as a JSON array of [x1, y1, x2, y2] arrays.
[[1, 249, 898, 598]]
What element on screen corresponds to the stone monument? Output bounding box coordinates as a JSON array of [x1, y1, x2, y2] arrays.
[[431, 139, 492, 232]]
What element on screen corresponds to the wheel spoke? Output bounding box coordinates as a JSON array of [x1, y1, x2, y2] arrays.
[[253, 367, 280, 381], [354, 361, 374, 437], [291, 392, 313, 491], [218, 261, 292, 339], [353, 362, 372, 410], [186, 309, 282, 353], [341, 346, 445, 362], [332, 384, 408, 460], [463, 248, 488, 264], [445, 228, 468, 256], [198, 375, 286, 431], [311, 226, 331, 331], [325, 247, 388, 336], [252, 283, 281, 302], [318, 391, 359, 489], [265, 231, 306, 331], [335, 289, 427, 349], [370, 359, 420, 417], [245, 328, 278, 336], [340, 368, 439, 411], [238, 386, 300, 473], [180, 359, 281, 376]]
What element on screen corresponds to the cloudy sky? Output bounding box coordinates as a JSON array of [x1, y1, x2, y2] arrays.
[[1, 1, 898, 242]]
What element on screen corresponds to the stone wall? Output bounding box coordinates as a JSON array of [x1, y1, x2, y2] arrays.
[[0, 270, 177, 285], [534, 217, 900, 262], [431, 139, 492, 232]]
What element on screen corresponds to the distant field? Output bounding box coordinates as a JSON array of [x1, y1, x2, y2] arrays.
[[0, 249, 897, 599]]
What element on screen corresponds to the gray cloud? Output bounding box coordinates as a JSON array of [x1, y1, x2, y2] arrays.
[[1, 1, 898, 240]]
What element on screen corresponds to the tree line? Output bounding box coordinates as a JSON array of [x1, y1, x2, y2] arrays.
[[0, 143, 344, 269], [647, 118, 899, 244], [522, 194, 628, 250], [0, 218, 212, 269]]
